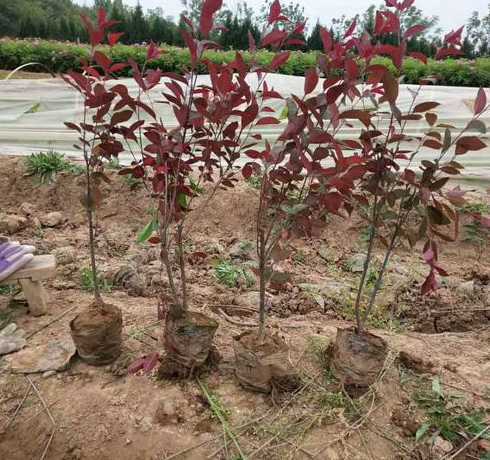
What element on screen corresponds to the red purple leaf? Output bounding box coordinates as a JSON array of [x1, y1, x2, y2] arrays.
[[261, 29, 288, 48], [147, 41, 161, 61], [320, 27, 332, 52], [270, 51, 290, 70], [108, 32, 124, 47], [304, 68, 319, 95], [343, 17, 357, 38], [268, 0, 282, 24], [256, 117, 280, 125], [404, 24, 426, 39], [200, 0, 223, 37], [474, 88, 487, 115], [409, 52, 427, 64], [455, 136, 487, 155]]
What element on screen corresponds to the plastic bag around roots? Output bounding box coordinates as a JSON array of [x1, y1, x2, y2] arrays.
[[233, 331, 300, 394], [159, 310, 219, 379], [70, 301, 123, 366], [329, 327, 388, 396]]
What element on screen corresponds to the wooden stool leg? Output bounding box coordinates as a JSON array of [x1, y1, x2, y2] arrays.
[[19, 279, 47, 317]]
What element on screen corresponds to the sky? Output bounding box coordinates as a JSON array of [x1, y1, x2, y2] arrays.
[[78, 0, 489, 32]]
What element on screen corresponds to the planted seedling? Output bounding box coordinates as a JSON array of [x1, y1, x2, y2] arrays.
[[113, 0, 283, 378], [63, 11, 129, 365], [319, 2, 490, 395], [235, 0, 388, 393]]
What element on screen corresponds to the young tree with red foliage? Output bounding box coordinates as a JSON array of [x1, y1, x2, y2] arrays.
[[306, 0, 490, 394], [63, 10, 129, 365]]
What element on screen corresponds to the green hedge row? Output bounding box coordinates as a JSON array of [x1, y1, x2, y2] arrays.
[[1, 39, 489, 87]]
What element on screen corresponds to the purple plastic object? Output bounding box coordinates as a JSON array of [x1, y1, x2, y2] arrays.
[[2, 245, 24, 259], [0, 253, 34, 282], [0, 242, 19, 258], [0, 242, 37, 282]]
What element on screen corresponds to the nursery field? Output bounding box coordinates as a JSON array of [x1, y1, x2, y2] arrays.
[[0, 156, 489, 459], [1, 0, 490, 458]]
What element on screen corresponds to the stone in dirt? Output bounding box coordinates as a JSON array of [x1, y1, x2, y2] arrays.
[[432, 436, 453, 455], [0, 214, 28, 234], [54, 246, 77, 265], [235, 291, 261, 308], [5, 338, 76, 373], [19, 202, 36, 217], [346, 253, 367, 273], [40, 211, 64, 228], [0, 323, 27, 355]]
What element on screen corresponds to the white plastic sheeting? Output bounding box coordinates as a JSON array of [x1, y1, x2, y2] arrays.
[[0, 74, 489, 181]]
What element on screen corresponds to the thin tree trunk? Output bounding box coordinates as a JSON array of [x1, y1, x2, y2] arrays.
[[85, 162, 101, 304], [176, 223, 188, 313], [258, 231, 267, 342], [354, 195, 379, 333], [363, 228, 398, 322]]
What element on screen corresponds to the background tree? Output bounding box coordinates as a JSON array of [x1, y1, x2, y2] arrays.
[[307, 21, 323, 50]]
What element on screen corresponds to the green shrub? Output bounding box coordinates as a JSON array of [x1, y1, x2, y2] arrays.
[[1, 39, 489, 87], [214, 260, 255, 288], [25, 151, 83, 184]]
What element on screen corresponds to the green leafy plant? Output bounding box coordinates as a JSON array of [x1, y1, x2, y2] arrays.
[[1, 39, 490, 87], [464, 220, 490, 246], [25, 151, 83, 184], [460, 202, 490, 215], [80, 267, 112, 293], [245, 172, 263, 190], [0, 284, 17, 296], [215, 260, 255, 288], [122, 174, 141, 190], [106, 158, 122, 170], [414, 377, 490, 445]]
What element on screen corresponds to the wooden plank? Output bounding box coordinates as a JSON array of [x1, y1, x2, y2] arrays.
[[19, 279, 47, 316], [0, 255, 56, 284]]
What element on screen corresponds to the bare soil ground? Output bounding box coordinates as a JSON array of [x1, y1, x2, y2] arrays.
[[0, 156, 489, 459]]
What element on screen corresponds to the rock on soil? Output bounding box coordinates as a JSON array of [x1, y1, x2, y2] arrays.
[[346, 253, 368, 272], [5, 338, 76, 373], [40, 211, 64, 227], [0, 214, 28, 234], [19, 202, 36, 217], [0, 323, 26, 355], [54, 246, 77, 265]]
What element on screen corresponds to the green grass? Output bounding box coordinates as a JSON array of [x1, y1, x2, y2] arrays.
[[80, 267, 112, 293], [413, 376, 490, 445], [460, 202, 490, 215], [24, 151, 83, 184], [214, 260, 255, 288], [0, 284, 17, 296], [197, 379, 246, 459], [245, 173, 263, 190]]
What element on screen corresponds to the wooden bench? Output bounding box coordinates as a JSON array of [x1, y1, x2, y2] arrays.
[[0, 255, 56, 317]]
